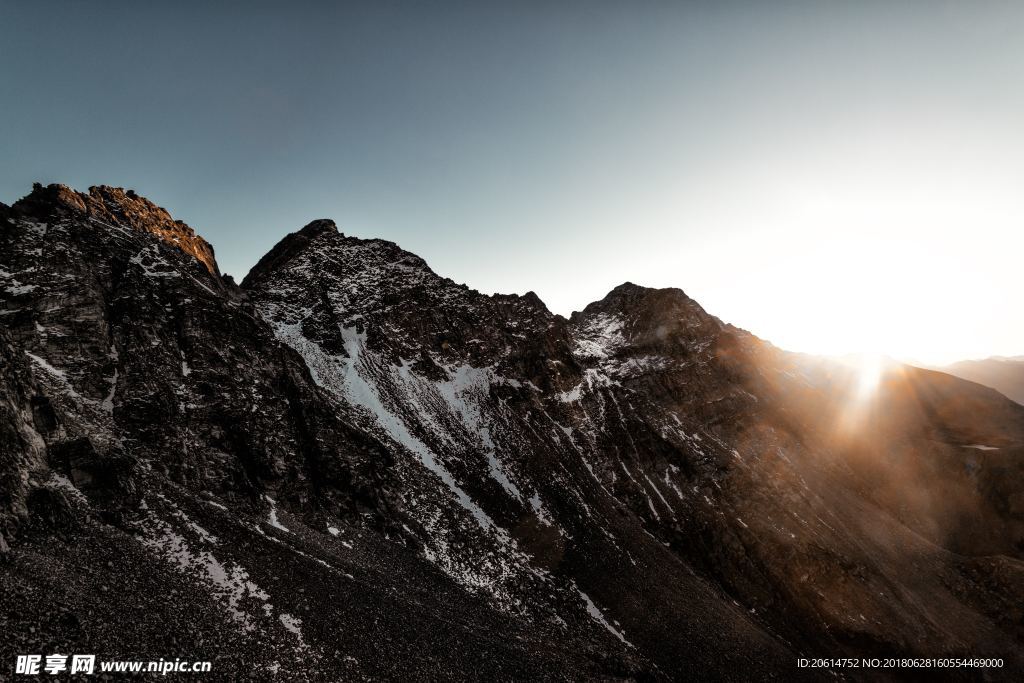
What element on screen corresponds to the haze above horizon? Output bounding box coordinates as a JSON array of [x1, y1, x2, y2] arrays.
[[2, 1, 1022, 366]]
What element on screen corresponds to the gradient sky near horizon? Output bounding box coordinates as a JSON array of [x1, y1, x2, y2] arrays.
[[2, 1, 1022, 365]]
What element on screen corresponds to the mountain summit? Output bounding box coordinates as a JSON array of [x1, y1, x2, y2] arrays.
[[3, 184, 1023, 680], [13, 183, 220, 275]]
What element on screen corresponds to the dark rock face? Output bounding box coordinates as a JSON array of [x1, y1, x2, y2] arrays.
[[2, 184, 1023, 680]]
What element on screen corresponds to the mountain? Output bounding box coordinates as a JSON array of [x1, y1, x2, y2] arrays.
[[938, 357, 1024, 406], [3, 184, 1023, 681]]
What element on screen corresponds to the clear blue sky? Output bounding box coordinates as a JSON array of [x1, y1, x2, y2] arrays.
[[3, 1, 1022, 363]]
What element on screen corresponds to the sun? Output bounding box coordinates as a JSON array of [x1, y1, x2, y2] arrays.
[[827, 352, 893, 436], [854, 353, 885, 401]]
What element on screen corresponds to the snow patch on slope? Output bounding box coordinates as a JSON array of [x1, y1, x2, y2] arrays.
[[574, 584, 633, 647], [572, 313, 625, 360], [264, 496, 291, 533], [140, 515, 271, 632], [434, 363, 524, 501], [268, 317, 497, 531]]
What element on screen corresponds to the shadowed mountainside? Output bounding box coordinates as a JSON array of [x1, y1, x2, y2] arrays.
[[938, 357, 1024, 406]]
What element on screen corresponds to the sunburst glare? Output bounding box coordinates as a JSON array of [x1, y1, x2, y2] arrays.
[[854, 353, 885, 401]]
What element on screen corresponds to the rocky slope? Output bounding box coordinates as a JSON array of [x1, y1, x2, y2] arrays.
[[2, 184, 1023, 681]]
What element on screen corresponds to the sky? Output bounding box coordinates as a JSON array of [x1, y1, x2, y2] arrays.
[[2, 1, 1022, 365]]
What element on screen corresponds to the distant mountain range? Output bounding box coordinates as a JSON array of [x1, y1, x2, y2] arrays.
[[937, 357, 1024, 405], [3, 183, 1023, 680]]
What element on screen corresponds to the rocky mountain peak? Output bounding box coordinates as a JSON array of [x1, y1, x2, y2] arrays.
[[9, 183, 220, 276], [8, 182, 88, 216], [301, 218, 340, 236], [241, 218, 340, 289], [580, 281, 691, 313], [570, 281, 721, 352], [516, 290, 548, 311], [244, 221, 566, 376]]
